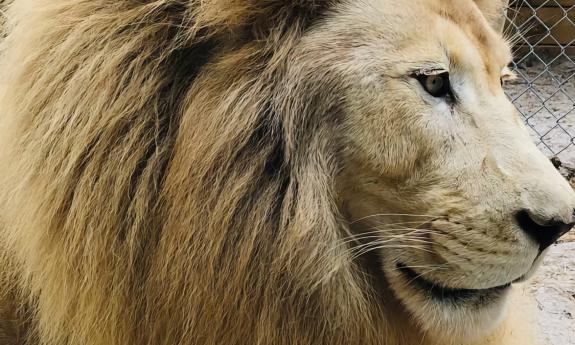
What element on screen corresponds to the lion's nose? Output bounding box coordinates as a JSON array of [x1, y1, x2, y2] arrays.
[[515, 209, 575, 251]]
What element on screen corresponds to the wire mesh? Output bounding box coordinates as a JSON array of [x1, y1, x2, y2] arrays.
[[504, 0, 575, 164]]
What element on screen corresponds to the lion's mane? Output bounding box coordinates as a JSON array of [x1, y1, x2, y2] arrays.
[[0, 1, 395, 344]]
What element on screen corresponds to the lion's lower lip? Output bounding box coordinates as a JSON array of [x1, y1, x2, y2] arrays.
[[396, 263, 511, 302]]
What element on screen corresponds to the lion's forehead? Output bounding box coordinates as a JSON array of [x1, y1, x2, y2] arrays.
[[431, 0, 512, 80], [333, 0, 511, 81]]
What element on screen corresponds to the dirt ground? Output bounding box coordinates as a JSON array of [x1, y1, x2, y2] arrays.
[[506, 56, 575, 345], [530, 241, 575, 345]]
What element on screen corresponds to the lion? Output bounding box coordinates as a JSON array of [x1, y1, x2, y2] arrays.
[[0, 0, 573, 344]]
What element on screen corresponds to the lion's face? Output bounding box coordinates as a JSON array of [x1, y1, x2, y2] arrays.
[[300, 0, 575, 341]]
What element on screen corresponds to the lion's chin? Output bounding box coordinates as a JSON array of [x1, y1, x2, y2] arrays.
[[384, 262, 513, 342]]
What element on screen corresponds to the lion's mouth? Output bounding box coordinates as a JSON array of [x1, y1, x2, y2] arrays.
[[396, 263, 512, 303]]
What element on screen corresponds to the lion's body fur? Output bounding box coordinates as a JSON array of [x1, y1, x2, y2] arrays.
[[0, 1, 548, 344]]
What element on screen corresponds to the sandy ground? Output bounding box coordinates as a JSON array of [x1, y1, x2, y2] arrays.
[[506, 56, 575, 345], [529, 241, 575, 345]]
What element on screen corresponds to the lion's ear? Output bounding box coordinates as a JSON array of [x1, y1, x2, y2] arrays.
[[473, 0, 509, 32]]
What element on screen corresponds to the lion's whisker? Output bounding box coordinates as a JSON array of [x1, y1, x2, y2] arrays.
[[349, 244, 437, 260], [348, 213, 443, 225]]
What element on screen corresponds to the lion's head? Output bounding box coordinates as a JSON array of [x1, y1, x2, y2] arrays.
[[0, 0, 573, 345], [329, 0, 575, 340]]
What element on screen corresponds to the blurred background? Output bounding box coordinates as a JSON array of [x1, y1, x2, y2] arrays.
[[505, 0, 575, 163]]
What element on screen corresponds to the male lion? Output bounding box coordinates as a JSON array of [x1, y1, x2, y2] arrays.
[[0, 0, 573, 344]]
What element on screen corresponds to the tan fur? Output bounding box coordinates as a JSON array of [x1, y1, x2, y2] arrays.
[[0, 0, 565, 344]]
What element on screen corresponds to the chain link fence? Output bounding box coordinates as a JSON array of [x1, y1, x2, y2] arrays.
[[504, 0, 575, 165]]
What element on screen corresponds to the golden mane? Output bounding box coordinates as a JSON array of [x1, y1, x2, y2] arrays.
[[0, 1, 393, 344]]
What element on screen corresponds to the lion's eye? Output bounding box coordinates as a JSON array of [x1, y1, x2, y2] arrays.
[[415, 71, 452, 98]]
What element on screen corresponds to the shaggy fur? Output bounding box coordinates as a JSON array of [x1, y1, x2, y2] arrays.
[[0, 0, 556, 344], [0, 1, 382, 344]]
